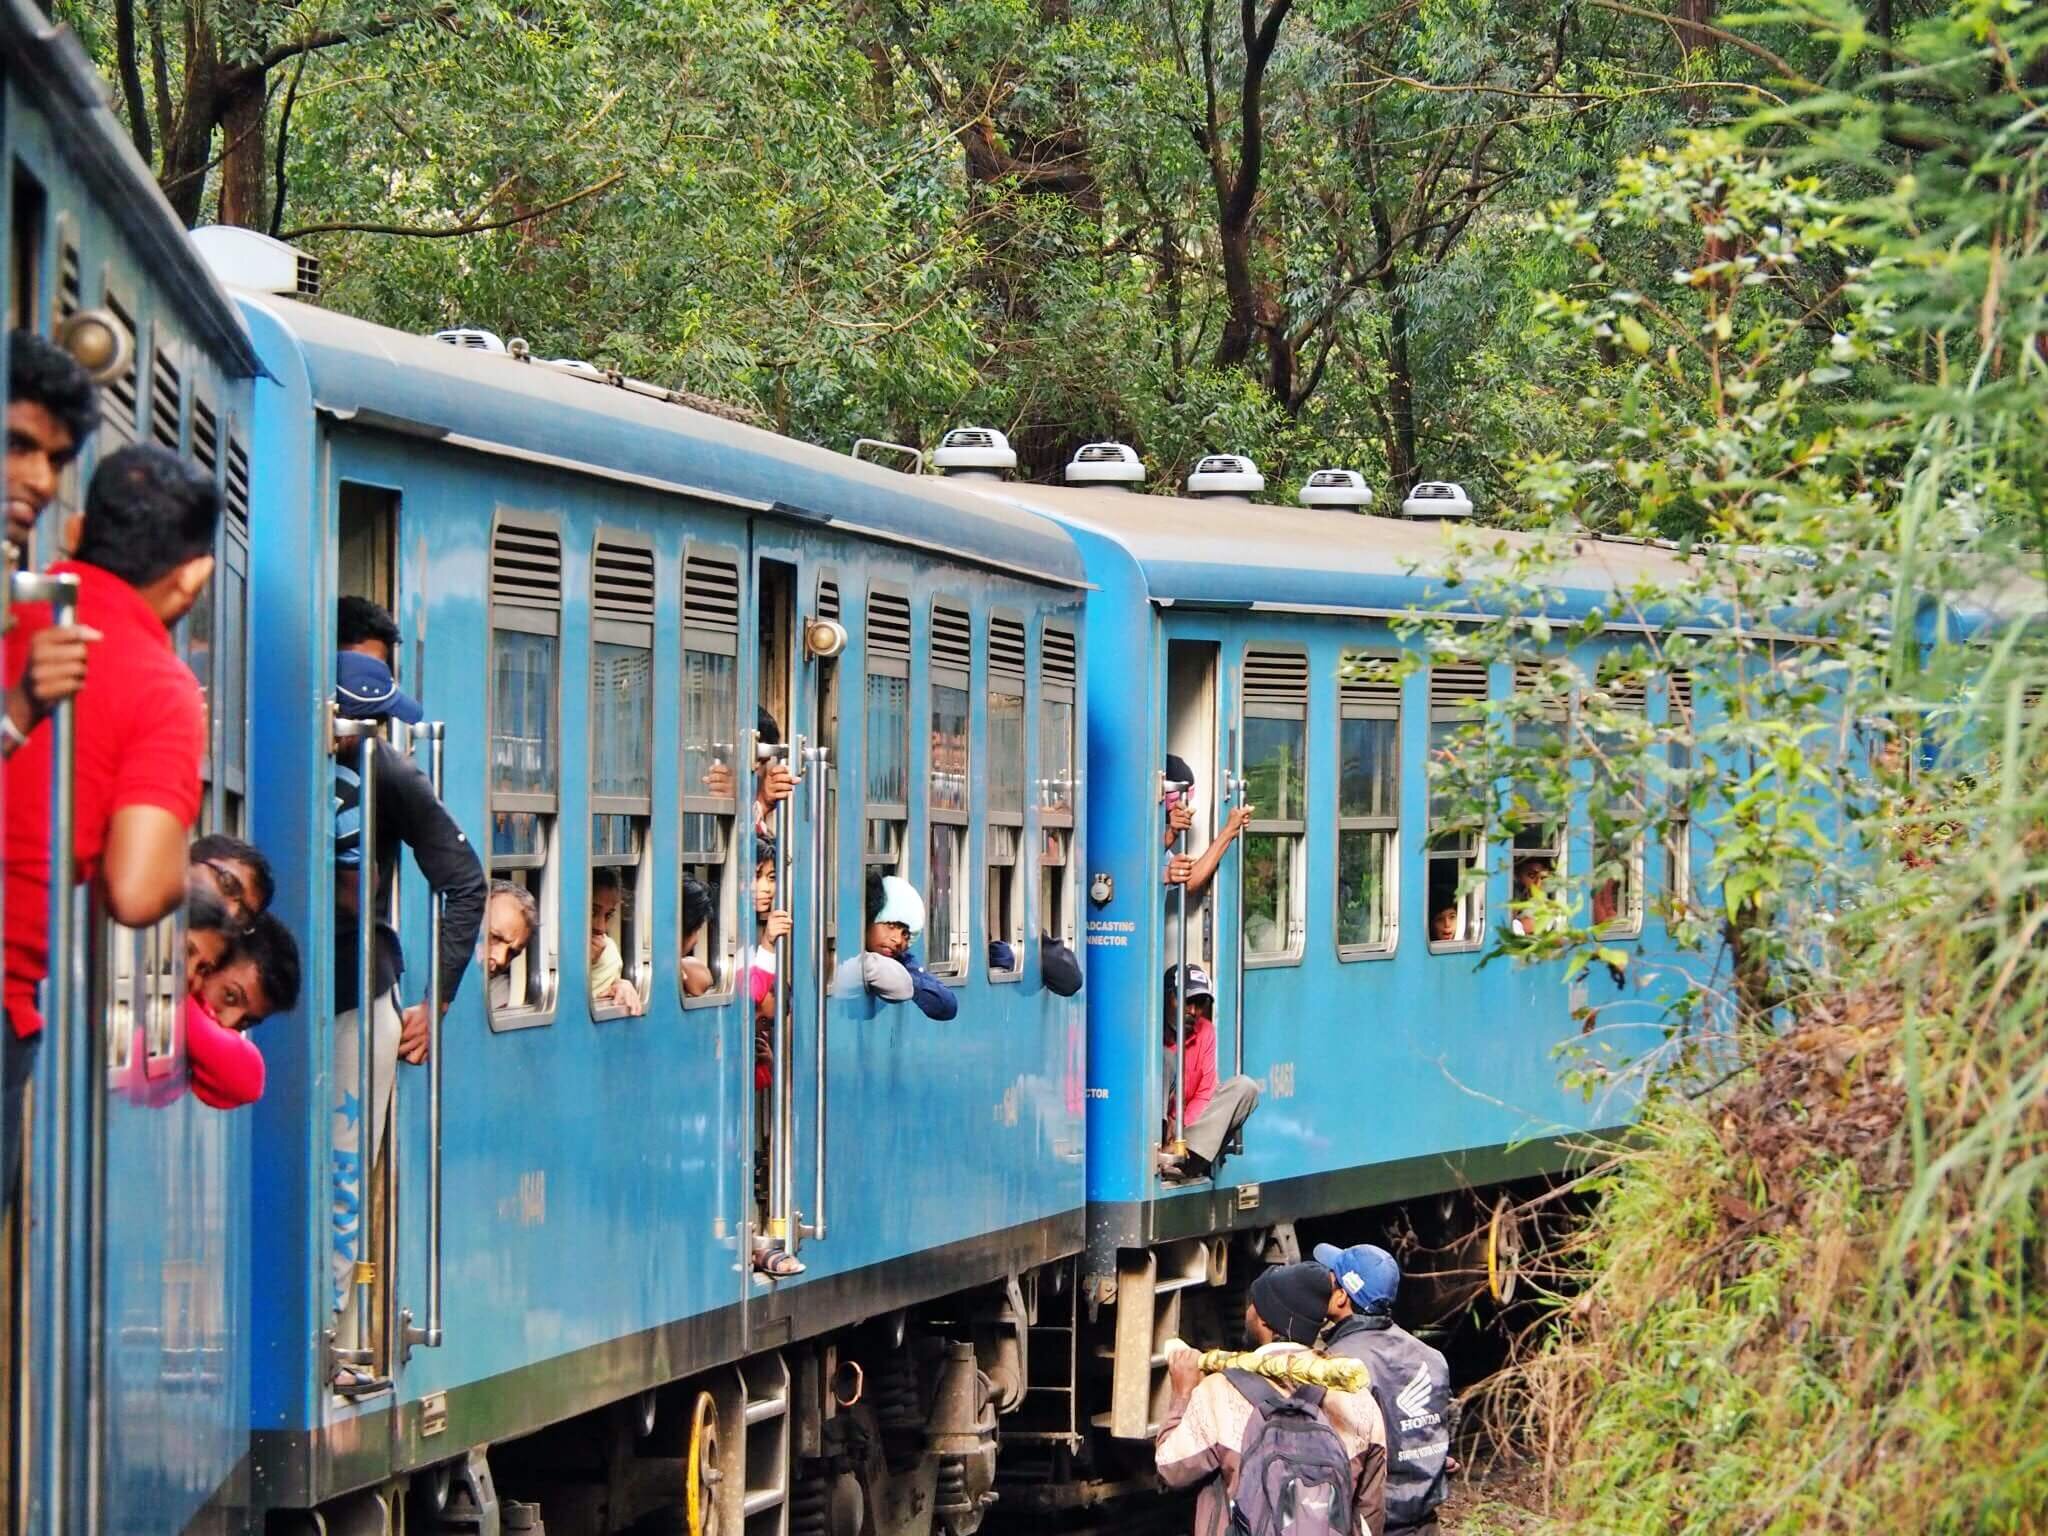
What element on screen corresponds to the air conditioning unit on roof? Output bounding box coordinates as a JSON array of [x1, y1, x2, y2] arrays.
[[1401, 480, 1473, 519], [434, 327, 506, 353], [1186, 454, 1264, 497], [932, 426, 1018, 475], [1065, 441, 1146, 485], [1298, 469, 1374, 509]]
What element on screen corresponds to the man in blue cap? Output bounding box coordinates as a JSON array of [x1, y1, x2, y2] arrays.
[[329, 614, 484, 1389], [1314, 1243, 1454, 1535]]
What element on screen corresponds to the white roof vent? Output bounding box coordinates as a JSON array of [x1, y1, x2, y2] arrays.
[[1401, 480, 1473, 519], [434, 327, 507, 353], [932, 426, 1017, 475], [1186, 454, 1264, 497], [1298, 469, 1374, 510], [545, 357, 605, 376], [1065, 441, 1146, 486], [188, 226, 320, 298]]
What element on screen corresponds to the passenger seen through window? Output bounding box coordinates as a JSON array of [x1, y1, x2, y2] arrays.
[[589, 866, 644, 1016]]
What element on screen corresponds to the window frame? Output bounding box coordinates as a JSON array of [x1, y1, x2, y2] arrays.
[[925, 597, 972, 980], [588, 526, 657, 1022], [1426, 662, 1489, 954], [862, 582, 912, 876], [984, 608, 1027, 982], [1590, 676, 1648, 939], [1663, 670, 1694, 915], [485, 509, 564, 1030], [1241, 644, 1309, 967], [680, 539, 745, 1006], [1334, 651, 1401, 961]]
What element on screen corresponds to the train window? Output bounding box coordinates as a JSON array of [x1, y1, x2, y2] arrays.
[[1509, 661, 1567, 937], [864, 588, 911, 874], [682, 547, 742, 999], [10, 165, 45, 328], [1039, 623, 1078, 948], [816, 576, 843, 962], [590, 532, 656, 1019], [1426, 662, 1488, 949], [1591, 675, 1647, 937], [1243, 647, 1308, 962], [1336, 653, 1400, 957], [986, 612, 1026, 980], [926, 601, 972, 978], [1664, 670, 1693, 912], [488, 516, 563, 1027]]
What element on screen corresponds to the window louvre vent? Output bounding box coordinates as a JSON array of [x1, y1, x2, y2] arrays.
[[1669, 669, 1694, 718], [1042, 626, 1076, 686], [191, 399, 218, 476], [1514, 661, 1569, 721], [932, 603, 970, 673], [1430, 662, 1488, 712], [684, 552, 740, 634], [296, 250, 322, 298], [817, 579, 840, 623], [149, 344, 181, 449], [225, 436, 251, 536], [593, 539, 655, 622], [106, 297, 138, 433], [58, 243, 80, 318], [1340, 654, 1401, 711], [1244, 648, 1308, 707], [867, 591, 911, 659], [1607, 678, 1648, 714], [989, 616, 1026, 682], [492, 525, 562, 612]]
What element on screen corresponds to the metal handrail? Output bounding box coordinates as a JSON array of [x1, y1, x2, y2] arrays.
[[1167, 777, 1191, 1159], [17, 570, 84, 1532], [805, 744, 831, 1241], [332, 719, 382, 1368], [760, 739, 793, 1252], [406, 722, 447, 1351]]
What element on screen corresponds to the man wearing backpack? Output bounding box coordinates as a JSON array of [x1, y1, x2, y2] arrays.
[[1157, 1260, 1388, 1536], [1315, 1244, 1455, 1536]]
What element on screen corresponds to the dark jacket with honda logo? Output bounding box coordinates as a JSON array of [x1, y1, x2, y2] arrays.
[[1325, 1315, 1452, 1533]]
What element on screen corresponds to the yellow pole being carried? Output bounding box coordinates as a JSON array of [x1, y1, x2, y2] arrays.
[[1163, 1339, 1371, 1396]]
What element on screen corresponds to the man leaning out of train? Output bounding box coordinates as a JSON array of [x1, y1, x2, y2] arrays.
[[169, 884, 301, 1111], [1158, 963, 1259, 1184], [1315, 1244, 1455, 1536], [863, 871, 956, 1020], [5, 333, 104, 763], [1157, 1259, 1388, 1536], [330, 633, 485, 1386], [3, 444, 220, 1215]]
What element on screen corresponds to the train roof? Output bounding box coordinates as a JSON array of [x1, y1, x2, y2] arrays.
[[238, 296, 1087, 589], [3, 0, 261, 377], [956, 480, 1698, 622]]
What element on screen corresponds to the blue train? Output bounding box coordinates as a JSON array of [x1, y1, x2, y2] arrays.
[[1, 0, 1698, 1527]]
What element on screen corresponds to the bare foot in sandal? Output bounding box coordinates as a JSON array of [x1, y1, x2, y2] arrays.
[[753, 1247, 804, 1278]]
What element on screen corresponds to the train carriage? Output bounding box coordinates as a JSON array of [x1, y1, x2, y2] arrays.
[[944, 444, 1705, 1455], [229, 294, 1091, 1528], [3, 0, 264, 1527]]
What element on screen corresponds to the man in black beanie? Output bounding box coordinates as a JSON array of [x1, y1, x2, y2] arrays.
[[1156, 1262, 1387, 1534]]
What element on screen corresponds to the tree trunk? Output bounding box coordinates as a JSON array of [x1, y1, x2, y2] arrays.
[[216, 72, 269, 229], [1378, 264, 1418, 489]]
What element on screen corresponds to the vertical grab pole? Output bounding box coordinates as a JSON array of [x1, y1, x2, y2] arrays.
[[1169, 778, 1190, 1158], [772, 784, 794, 1254], [1231, 728, 1247, 1080], [806, 745, 830, 1241], [353, 727, 380, 1361], [22, 572, 82, 1532], [404, 722, 447, 1352]]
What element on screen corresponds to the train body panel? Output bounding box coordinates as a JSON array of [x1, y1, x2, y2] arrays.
[[236, 298, 1087, 1510]]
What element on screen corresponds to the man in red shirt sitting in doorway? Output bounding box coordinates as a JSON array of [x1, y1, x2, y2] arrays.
[[2, 443, 216, 1211]]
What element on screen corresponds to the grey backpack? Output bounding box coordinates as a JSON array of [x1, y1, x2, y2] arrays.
[[1226, 1371, 1355, 1536]]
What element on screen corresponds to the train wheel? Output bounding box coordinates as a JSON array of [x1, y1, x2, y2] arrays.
[[1486, 1195, 1523, 1306], [687, 1389, 722, 1536]]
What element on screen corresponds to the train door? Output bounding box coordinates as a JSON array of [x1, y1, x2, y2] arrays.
[[1161, 639, 1246, 1163], [744, 548, 828, 1292]]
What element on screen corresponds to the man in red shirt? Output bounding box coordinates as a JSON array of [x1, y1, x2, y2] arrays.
[[3, 443, 216, 1209], [1158, 963, 1260, 1185]]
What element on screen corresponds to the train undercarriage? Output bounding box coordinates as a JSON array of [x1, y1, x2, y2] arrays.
[[282, 1182, 1554, 1536]]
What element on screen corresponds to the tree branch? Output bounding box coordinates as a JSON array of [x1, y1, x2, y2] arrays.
[[278, 168, 625, 240], [1582, 0, 1804, 83], [113, 0, 153, 163], [268, 48, 311, 239]]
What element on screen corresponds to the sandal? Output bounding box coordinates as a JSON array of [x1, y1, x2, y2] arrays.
[[753, 1247, 805, 1278]]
